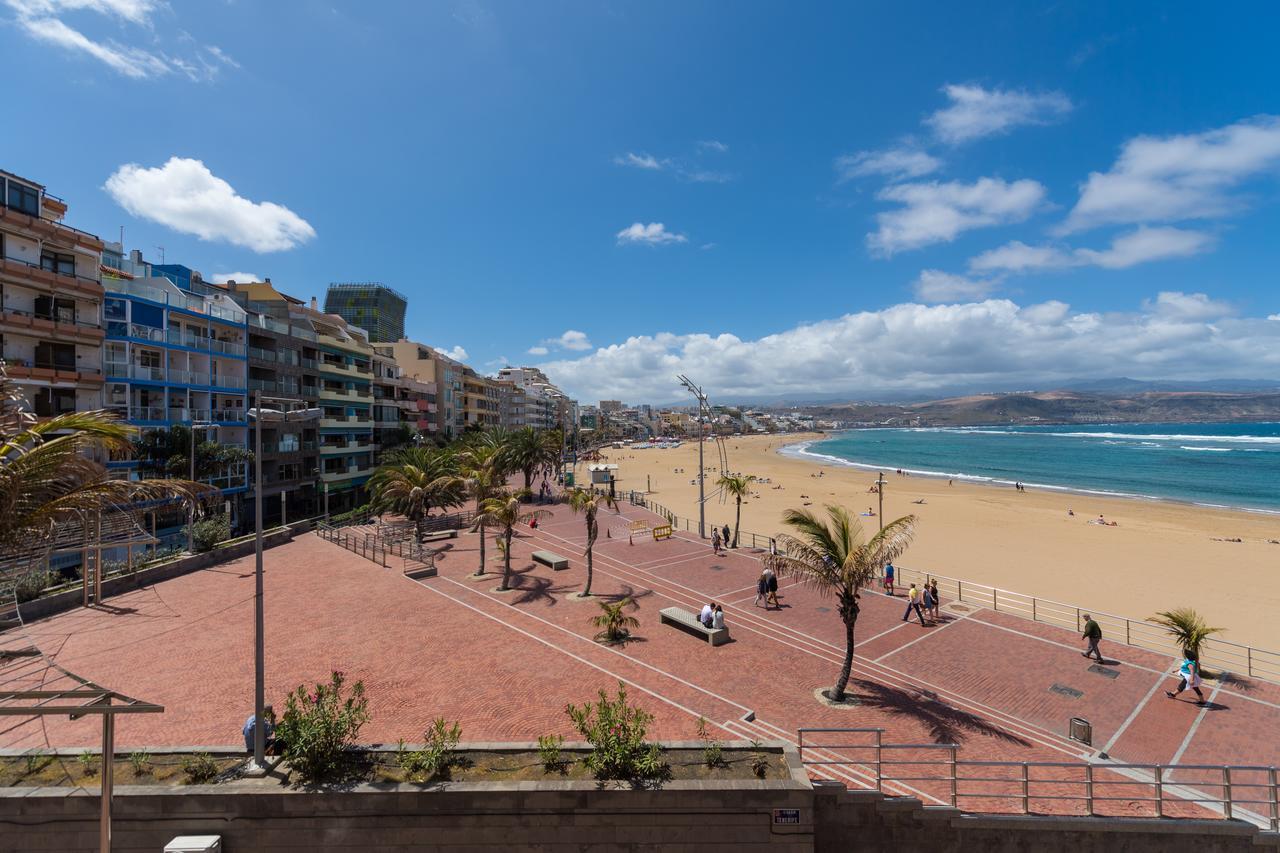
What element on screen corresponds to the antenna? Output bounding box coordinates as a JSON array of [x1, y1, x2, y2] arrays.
[[155, 246, 165, 264]]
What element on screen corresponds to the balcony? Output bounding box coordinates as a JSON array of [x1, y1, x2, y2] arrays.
[[0, 307, 104, 341], [167, 408, 247, 424], [0, 255, 103, 298]]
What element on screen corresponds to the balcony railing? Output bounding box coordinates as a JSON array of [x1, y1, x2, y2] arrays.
[[0, 305, 101, 330], [1, 253, 102, 289]]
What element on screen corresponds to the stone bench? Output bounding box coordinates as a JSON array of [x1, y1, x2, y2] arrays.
[[532, 550, 569, 570], [660, 607, 729, 646], [419, 529, 459, 542]]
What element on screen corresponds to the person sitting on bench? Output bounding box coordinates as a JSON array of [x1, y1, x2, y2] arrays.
[[700, 601, 715, 627], [712, 604, 725, 630]]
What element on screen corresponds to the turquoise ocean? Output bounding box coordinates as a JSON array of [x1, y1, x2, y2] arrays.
[[783, 423, 1280, 514]]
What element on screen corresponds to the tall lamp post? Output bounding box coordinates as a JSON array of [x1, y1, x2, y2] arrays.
[[876, 471, 887, 532], [677, 375, 709, 539]]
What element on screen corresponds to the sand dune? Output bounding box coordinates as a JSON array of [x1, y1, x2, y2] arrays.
[[579, 433, 1280, 651]]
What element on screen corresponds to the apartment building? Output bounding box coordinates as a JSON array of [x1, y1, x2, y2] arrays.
[[323, 282, 407, 343], [0, 169, 105, 416], [496, 366, 577, 431], [222, 279, 324, 522], [386, 339, 467, 438], [305, 308, 374, 512], [100, 248, 250, 497]]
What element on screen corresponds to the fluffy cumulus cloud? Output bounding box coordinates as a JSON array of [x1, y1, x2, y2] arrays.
[[835, 146, 941, 183], [5, 0, 237, 80], [970, 227, 1214, 274], [435, 345, 469, 362], [926, 84, 1073, 144], [104, 158, 316, 252], [1062, 115, 1280, 232], [526, 346, 549, 356], [616, 221, 687, 246], [541, 295, 1280, 401], [912, 270, 1000, 303], [550, 330, 592, 351], [868, 178, 1046, 255], [210, 272, 260, 284]]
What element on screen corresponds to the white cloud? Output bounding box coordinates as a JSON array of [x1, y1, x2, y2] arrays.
[[210, 272, 260, 284], [5, 0, 234, 81], [970, 227, 1214, 274], [926, 84, 1073, 144], [698, 140, 729, 153], [540, 294, 1279, 401], [551, 330, 592, 351], [616, 222, 687, 246], [1062, 115, 1280, 232], [913, 270, 1000, 303], [836, 147, 942, 183], [526, 346, 549, 356], [613, 152, 664, 170], [104, 158, 316, 252], [435, 345, 469, 362], [1269, 314, 1280, 322], [868, 178, 1047, 255]]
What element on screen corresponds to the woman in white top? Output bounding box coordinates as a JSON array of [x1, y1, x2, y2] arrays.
[[712, 605, 725, 630]]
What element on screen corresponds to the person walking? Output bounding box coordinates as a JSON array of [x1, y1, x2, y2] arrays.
[[766, 568, 780, 609], [754, 571, 768, 607], [920, 583, 935, 625], [1166, 654, 1207, 705], [1081, 614, 1103, 661], [901, 583, 925, 626], [884, 562, 895, 596], [928, 579, 940, 621], [722, 523, 732, 549], [711, 527, 722, 555]]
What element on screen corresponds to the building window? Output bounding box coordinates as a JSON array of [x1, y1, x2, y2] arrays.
[[40, 249, 76, 277], [137, 349, 161, 369], [35, 296, 76, 324], [6, 181, 39, 216], [104, 298, 126, 321], [34, 388, 77, 417]]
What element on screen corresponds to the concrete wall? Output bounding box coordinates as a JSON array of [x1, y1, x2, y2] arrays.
[[16, 526, 297, 623]]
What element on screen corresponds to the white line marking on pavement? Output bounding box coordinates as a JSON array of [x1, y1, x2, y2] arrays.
[[1098, 668, 1172, 757], [1169, 679, 1225, 766], [874, 616, 964, 662]]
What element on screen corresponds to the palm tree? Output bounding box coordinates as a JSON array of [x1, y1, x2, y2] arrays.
[[568, 488, 615, 596], [500, 426, 562, 495], [472, 490, 550, 591], [717, 474, 756, 548], [591, 597, 639, 644], [437, 441, 506, 576], [0, 365, 211, 589], [368, 446, 463, 540], [1151, 607, 1223, 663], [767, 506, 916, 703]]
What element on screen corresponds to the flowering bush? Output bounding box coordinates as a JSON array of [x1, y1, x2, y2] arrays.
[[275, 671, 370, 784], [565, 682, 664, 781]]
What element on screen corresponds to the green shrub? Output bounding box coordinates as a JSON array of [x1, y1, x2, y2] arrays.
[[128, 751, 151, 776], [180, 752, 218, 784], [275, 670, 371, 784], [565, 682, 664, 781], [14, 570, 56, 603], [189, 514, 231, 553], [77, 751, 98, 777], [749, 739, 769, 779], [695, 716, 723, 768], [396, 718, 462, 781], [537, 734, 565, 774]]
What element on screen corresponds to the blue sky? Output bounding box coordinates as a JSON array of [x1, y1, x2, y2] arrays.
[[4, 1, 1280, 401]]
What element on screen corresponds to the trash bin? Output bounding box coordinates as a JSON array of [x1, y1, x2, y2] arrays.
[[1069, 717, 1092, 746], [165, 837, 221, 853]]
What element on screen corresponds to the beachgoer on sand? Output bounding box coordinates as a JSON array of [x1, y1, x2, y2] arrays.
[[1081, 614, 1103, 661]]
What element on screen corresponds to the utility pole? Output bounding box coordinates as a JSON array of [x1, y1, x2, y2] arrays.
[[252, 390, 266, 769], [677, 375, 709, 539]]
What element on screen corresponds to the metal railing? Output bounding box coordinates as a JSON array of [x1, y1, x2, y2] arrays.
[[798, 728, 1279, 828], [888, 564, 1280, 682], [625, 492, 1280, 683]]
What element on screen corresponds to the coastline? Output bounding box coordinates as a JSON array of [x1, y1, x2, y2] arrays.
[[781, 433, 1280, 516], [589, 432, 1280, 650]]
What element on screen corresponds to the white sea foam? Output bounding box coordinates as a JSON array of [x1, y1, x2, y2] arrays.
[[949, 428, 1280, 444], [1180, 446, 1232, 452]]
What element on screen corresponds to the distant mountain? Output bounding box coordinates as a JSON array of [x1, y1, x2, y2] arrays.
[[1058, 378, 1280, 394]]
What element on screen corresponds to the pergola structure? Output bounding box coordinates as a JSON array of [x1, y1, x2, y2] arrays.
[[0, 642, 162, 853]]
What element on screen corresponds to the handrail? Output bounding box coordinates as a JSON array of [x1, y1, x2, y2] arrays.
[[624, 491, 1280, 684], [798, 728, 1279, 828]]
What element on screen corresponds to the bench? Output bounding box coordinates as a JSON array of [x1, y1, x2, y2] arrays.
[[419, 529, 459, 542], [532, 550, 569, 570], [660, 607, 729, 646]]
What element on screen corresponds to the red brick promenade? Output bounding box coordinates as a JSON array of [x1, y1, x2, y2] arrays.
[[6, 500, 1278, 820]]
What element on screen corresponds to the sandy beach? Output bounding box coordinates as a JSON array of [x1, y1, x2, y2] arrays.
[[581, 433, 1280, 651]]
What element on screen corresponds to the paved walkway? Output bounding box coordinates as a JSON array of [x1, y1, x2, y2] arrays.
[[6, 500, 1278, 820]]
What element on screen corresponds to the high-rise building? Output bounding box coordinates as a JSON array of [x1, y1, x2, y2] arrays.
[[323, 282, 407, 343], [0, 169, 105, 417]]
